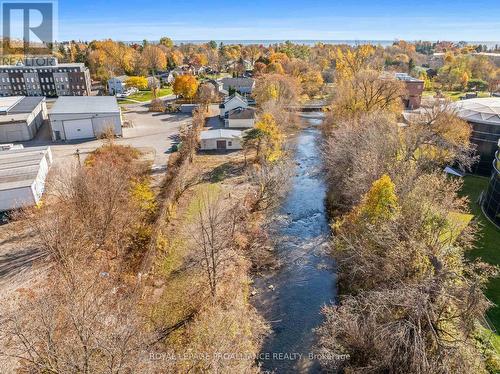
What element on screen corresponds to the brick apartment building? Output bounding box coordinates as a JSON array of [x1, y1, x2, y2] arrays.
[[395, 73, 424, 110], [0, 57, 91, 97]]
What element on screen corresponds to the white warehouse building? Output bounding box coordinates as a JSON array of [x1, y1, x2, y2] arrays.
[[0, 96, 47, 142], [0, 146, 52, 211], [48, 96, 123, 141], [200, 129, 243, 151]]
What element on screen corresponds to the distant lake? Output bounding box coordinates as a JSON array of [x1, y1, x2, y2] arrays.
[[126, 40, 500, 48]]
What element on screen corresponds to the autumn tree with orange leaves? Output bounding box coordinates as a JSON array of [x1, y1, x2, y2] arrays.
[[173, 74, 199, 100]]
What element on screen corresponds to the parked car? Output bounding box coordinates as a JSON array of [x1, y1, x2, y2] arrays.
[[0, 211, 10, 225]]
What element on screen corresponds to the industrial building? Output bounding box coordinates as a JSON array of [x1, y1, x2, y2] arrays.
[[0, 96, 47, 142], [48, 96, 123, 141], [0, 146, 52, 211], [454, 98, 500, 174]]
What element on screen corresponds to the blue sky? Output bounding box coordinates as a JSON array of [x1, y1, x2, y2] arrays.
[[55, 0, 500, 41]]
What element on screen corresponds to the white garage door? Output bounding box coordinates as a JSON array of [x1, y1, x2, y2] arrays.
[[63, 119, 94, 140]]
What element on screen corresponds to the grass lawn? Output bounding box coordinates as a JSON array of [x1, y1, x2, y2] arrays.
[[423, 90, 491, 102], [122, 88, 173, 102], [459, 175, 500, 334], [118, 99, 137, 106]]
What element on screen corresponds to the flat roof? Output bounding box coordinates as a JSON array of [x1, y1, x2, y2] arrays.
[[49, 96, 120, 115], [9, 96, 44, 113], [0, 146, 50, 191], [0, 96, 44, 125], [0, 96, 24, 113], [0, 62, 86, 69]]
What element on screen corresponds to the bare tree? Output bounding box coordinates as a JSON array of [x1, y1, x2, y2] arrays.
[[247, 160, 292, 213], [196, 82, 216, 111], [401, 100, 478, 171], [317, 280, 493, 374], [188, 188, 238, 297], [326, 69, 405, 125], [0, 268, 152, 374]]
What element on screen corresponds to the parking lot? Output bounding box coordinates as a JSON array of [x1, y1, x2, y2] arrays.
[[21, 102, 191, 168]]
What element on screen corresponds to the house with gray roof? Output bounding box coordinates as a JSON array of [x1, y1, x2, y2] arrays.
[[220, 77, 255, 96], [225, 107, 256, 128]]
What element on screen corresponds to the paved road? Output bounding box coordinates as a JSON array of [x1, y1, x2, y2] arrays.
[[22, 101, 189, 168]]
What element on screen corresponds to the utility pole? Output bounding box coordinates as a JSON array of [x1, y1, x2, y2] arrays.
[[75, 148, 81, 166]]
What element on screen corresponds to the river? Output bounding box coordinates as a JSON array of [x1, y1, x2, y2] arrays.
[[253, 115, 336, 373]]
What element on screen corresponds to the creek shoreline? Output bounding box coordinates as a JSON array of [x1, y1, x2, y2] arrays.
[[252, 115, 337, 374]]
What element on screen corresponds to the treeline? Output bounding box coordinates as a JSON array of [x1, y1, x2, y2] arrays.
[[317, 46, 500, 373], [56, 38, 499, 97], [0, 142, 160, 372]]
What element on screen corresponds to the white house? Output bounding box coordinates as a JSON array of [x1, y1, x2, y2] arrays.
[[107, 75, 128, 95], [48, 96, 122, 141], [159, 71, 175, 85], [225, 107, 256, 128], [0, 146, 52, 211], [219, 93, 248, 118], [0, 96, 47, 142], [200, 129, 243, 151]]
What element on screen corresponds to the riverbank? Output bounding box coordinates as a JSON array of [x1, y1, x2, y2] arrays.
[[145, 149, 273, 372]]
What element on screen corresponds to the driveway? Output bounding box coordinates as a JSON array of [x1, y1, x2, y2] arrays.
[[22, 102, 190, 168], [205, 104, 225, 129]]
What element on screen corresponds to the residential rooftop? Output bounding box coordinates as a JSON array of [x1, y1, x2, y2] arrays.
[[220, 77, 255, 87], [395, 72, 424, 82], [219, 92, 248, 108], [228, 107, 255, 120]]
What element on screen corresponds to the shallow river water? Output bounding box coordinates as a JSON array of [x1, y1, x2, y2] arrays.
[[253, 115, 337, 373]]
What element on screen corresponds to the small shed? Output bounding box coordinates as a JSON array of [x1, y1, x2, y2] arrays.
[[200, 129, 243, 151], [48, 96, 122, 141]]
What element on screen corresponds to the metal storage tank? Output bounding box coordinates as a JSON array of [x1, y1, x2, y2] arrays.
[[482, 141, 500, 226]]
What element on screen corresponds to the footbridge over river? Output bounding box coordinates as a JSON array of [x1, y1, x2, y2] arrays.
[[287, 100, 329, 112]]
